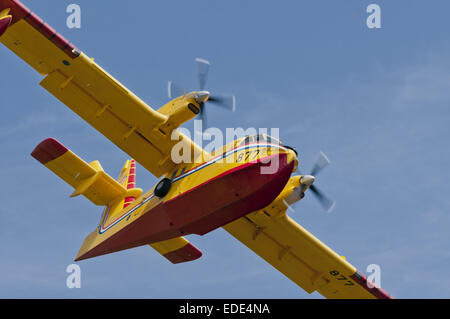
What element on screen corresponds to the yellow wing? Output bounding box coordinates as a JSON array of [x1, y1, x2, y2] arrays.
[[223, 177, 393, 299], [0, 0, 203, 178], [224, 212, 392, 299]]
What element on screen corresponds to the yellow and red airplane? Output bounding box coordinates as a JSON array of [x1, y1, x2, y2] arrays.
[[0, 0, 392, 299]]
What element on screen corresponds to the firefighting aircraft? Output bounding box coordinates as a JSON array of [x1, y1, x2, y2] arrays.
[[0, 0, 392, 299]]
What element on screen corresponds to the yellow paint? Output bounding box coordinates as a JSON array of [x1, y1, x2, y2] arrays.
[[0, 6, 387, 299], [0, 8, 11, 18], [150, 237, 189, 256]]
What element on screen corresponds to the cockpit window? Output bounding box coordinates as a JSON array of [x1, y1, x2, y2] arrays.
[[238, 136, 252, 146], [239, 134, 281, 146], [266, 136, 281, 144], [255, 134, 265, 142]]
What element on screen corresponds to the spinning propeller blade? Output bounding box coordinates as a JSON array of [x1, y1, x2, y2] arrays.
[[311, 151, 331, 176], [209, 95, 236, 112], [309, 185, 335, 213], [168, 58, 236, 132], [168, 81, 187, 99], [196, 58, 210, 90], [299, 151, 335, 213]]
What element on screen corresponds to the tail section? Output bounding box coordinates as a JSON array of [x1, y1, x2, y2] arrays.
[[32, 138, 202, 263], [116, 159, 202, 263], [117, 159, 138, 208]]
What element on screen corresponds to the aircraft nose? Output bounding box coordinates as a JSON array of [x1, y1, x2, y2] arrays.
[[285, 148, 298, 173], [282, 145, 298, 172], [283, 145, 298, 156]]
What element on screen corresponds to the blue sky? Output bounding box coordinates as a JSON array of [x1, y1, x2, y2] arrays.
[[1, 0, 450, 298]]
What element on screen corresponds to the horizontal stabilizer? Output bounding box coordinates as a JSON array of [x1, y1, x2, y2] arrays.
[[31, 138, 138, 206]]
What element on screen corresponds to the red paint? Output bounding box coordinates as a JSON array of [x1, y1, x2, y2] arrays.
[[127, 160, 136, 188], [39, 22, 56, 39], [163, 243, 202, 264], [350, 271, 393, 299], [0, 15, 11, 37], [177, 154, 294, 235], [24, 11, 43, 29], [76, 153, 295, 261], [0, 0, 29, 24], [0, 0, 80, 58], [123, 159, 137, 209], [31, 138, 68, 165]]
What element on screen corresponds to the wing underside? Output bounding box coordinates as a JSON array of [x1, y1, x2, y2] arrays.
[[223, 210, 392, 299], [0, 0, 203, 178]]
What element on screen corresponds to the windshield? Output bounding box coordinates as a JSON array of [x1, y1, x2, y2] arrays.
[[239, 134, 282, 146]]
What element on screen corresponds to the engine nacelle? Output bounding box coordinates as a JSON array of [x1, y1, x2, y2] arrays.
[[157, 91, 208, 134]]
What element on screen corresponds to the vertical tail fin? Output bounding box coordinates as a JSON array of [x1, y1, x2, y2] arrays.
[[78, 159, 202, 264], [117, 159, 137, 208], [116, 159, 202, 263]]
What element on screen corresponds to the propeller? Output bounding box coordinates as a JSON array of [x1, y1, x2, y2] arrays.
[[299, 152, 335, 213], [168, 58, 236, 131]]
